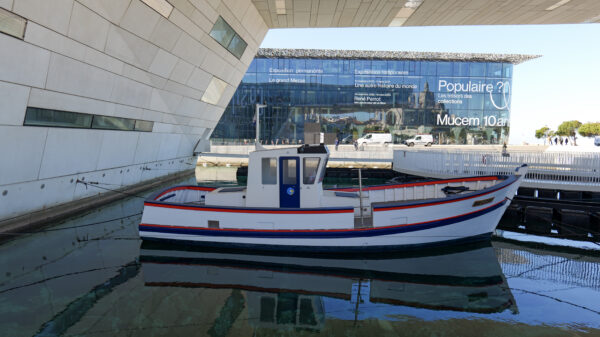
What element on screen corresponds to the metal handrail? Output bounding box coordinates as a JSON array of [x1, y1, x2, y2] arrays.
[[393, 150, 600, 188]]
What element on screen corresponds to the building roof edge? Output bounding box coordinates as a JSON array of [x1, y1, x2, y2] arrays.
[[256, 48, 540, 64]]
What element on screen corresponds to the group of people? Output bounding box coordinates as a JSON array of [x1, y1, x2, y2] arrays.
[[242, 138, 301, 145], [334, 138, 362, 151], [547, 136, 573, 146]]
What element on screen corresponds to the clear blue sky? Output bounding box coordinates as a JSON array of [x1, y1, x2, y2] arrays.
[[260, 24, 600, 145]]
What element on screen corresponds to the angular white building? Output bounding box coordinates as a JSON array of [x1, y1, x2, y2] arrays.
[[1, 0, 599, 225]]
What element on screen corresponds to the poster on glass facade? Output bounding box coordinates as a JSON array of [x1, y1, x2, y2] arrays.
[[213, 50, 526, 145]]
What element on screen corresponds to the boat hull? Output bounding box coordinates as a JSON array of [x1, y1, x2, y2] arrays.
[[139, 175, 519, 251]]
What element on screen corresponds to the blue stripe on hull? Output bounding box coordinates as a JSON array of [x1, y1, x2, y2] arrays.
[[140, 232, 494, 253], [139, 199, 507, 239]]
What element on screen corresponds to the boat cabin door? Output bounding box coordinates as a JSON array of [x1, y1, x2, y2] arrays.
[[279, 157, 300, 208]]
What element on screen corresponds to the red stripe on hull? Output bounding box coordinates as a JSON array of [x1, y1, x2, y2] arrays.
[[140, 198, 506, 234]]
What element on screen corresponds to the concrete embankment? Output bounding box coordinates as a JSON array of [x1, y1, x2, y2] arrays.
[[0, 169, 195, 242]]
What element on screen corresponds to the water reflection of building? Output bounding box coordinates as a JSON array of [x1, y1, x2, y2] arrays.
[[138, 241, 518, 329], [212, 49, 536, 145]]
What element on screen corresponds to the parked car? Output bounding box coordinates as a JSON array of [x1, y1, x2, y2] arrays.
[[404, 134, 433, 147], [356, 133, 392, 146]]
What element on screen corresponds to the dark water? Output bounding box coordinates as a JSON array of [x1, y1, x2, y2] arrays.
[[1, 169, 600, 336]]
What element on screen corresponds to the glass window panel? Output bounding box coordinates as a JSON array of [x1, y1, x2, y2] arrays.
[[305, 59, 322, 71], [406, 61, 417, 75], [92, 115, 135, 130], [24, 108, 92, 128], [247, 59, 257, 72], [388, 60, 405, 74], [262, 158, 277, 184], [0, 7, 27, 39], [503, 64, 513, 78], [209, 17, 235, 49], [354, 60, 371, 73], [141, 0, 173, 18], [371, 60, 387, 72], [303, 157, 320, 184], [423, 61, 437, 76], [437, 62, 453, 76], [453, 62, 470, 76], [201, 76, 228, 105], [469, 63, 485, 77], [340, 60, 353, 74], [321, 75, 337, 85], [257, 73, 269, 84], [134, 120, 154, 132], [242, 73, 256, 83], [468, 94, 484, 110], [323, 60, 339, 73], [486, 63, 503, 78], [290, 59, 305, 70], [227, 34, 247, 59], [282, 159, 297, 184], [338, 75, 353, 86], [256, 58, 270, 73], [274, 58, 289, 69]]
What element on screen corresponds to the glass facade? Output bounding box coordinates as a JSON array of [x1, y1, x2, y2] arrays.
[[213, 54, 513, 145]]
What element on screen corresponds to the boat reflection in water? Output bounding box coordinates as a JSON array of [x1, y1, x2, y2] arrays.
[[140, 240, 517, 332]]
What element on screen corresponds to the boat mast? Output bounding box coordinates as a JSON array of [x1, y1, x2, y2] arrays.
[[255, 103, 267, 145]]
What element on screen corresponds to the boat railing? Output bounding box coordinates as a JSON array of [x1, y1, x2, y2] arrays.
[[393, 150, 600, 191], [151, 185, 215, 203]]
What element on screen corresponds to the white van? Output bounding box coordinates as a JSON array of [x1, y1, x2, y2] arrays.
[[356, 133, 392, 146], [404, 134, 433, 147]]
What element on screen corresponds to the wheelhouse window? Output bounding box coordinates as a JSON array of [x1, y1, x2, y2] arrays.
[[282, 159, 297, 184], [303, 157, 320, 184], [261, 158, 277, 184], [318, 158, 328, 183]]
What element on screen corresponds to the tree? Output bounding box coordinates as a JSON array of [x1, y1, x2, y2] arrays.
[[578, 122, 600, 138], [556, 120, 582, 145], [535, 126, 550, 144]]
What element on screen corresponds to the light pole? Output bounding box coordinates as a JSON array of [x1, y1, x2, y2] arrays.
[[255, 103, 267, 145]]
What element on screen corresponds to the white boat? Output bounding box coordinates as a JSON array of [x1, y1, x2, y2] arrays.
[[139, 144, 527, 251]]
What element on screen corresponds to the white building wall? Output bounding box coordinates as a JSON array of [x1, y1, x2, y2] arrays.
[[0, 0, 268, 221]]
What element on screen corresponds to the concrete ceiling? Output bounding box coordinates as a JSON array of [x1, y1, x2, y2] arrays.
[[252, 0, 600, 28]]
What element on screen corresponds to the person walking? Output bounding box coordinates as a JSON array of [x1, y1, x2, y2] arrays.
[[353, 140, 358, 151], [565, 137, 569, 146], [335, 138, 339, 151]]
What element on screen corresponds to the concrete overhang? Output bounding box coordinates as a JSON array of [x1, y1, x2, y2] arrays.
[[253, 0, 600, 28]]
